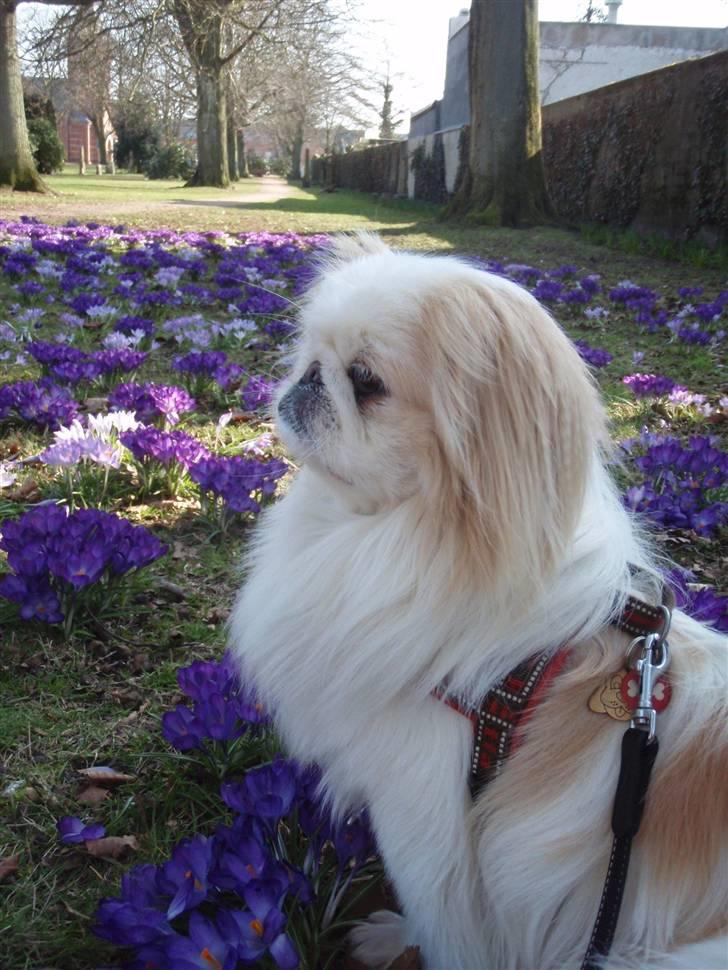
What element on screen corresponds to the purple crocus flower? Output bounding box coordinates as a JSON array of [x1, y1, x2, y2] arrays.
[[573, 340, 613, 369], [194, 692, 247, 742], [109, 381, 196, 427], [164, 911, 238, 970], [0, 506, 167, 625], [241, 375, 275, 412], [57, 815, 107, 844], [0, 379, 79, 429], [189, 454, 287, 515], [222, 759, 298, 822], [218, 890, 299, 969], [211, 836, 270, 893], [332, 812, 375, 872], [622, 373, 677, 398], [161, 704, 205, 752], [120, 426, 211, 470], [93, 900, 174, 947], [158, 835, 214, 920], [177, 658, 237, 702]]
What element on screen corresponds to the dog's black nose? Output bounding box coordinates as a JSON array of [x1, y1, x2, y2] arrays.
[[300, 361, 323, 386]]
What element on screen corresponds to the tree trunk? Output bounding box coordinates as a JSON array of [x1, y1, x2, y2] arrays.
[[237, 128, 249, 177], [173, 1, 229, 189], [227, 116, 238, 181], [91, 114, 108, 166], [186, 67, 229, 187], [0, 3, 46, 192], [447, 0, 551, 226], [288, 121, 304, 181]]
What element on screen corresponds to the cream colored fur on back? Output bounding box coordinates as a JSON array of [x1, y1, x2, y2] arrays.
[[228, 236, 728, 969]]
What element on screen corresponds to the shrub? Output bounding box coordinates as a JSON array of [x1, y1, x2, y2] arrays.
[[247, 154, 269, 177], [27, 118, 64, 174], [114, 105, 160, 173], [268, 157, 288, 177], [145, 143, 195, 181]]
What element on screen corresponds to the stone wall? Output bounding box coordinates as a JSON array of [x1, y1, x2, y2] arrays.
[[312, 51, 728, 244], [310, 142, 408, 196], [542, 50, 728, 245]]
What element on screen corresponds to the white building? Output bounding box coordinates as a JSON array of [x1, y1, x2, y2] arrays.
[[410, 10, 728, 136]]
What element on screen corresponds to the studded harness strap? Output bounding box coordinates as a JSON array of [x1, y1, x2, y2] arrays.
[[433, 594, 670, 799], [433, 589, 674, 970]]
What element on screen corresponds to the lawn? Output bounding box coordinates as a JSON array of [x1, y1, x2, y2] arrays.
[[0, 183, 726, 970]]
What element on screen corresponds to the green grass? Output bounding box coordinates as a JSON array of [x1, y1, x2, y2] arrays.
[[0, 181, 726, 969], [3, 172, 726, 291], [580, 222, 728, 272], [5, 162, 265, 202]]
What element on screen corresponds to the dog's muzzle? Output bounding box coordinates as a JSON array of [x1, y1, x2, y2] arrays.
[[278, 361, 335, 438]]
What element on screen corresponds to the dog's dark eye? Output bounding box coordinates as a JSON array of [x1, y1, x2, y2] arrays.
[[347, 362, 386, 401]]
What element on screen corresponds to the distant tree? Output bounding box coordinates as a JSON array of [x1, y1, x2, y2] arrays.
[[378, 70, 394, 139], [447, 0, 551, 226], [24, 89, 56, 124], [581, 2, 607, 22], [0, 0, 96, 192], [171, 0, 285, 187], [114, 100, 160, 172], [262, 4, 373, 179]]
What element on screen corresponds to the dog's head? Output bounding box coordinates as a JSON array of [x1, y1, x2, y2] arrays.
[[277, 234, 607, 591]]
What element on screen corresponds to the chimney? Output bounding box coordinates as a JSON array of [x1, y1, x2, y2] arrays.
[[605, 0, 622, 23]]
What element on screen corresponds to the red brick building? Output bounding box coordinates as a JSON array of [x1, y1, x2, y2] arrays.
[[57, 108, 115, 165], [23, 77, 116, 167]]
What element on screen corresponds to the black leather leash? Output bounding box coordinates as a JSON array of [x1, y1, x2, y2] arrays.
[[581, 588, 673, 970]]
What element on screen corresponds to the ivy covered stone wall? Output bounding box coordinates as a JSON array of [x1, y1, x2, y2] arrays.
[[312, 50, 727, 244], [542, 49, 728, 245], [310, 142, 407, 196]]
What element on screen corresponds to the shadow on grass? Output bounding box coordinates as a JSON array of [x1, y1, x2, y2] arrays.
[[168, 190, 441, 222]]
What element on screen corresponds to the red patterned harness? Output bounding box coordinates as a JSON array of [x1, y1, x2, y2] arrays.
[[434, 594, 669, 797]]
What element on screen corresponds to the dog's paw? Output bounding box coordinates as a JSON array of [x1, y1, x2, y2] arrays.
[[349, 910, 413, 968]]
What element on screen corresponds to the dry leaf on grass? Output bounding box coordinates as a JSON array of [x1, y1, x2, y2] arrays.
[[77, 786, 110, 807], [7, 479, 40, 502], [114, 701, 151, 730], [85, 836, 139, 859], [0, 855, 20, 882], [171, 541, 187, 560], [77, 766, 136, 785]]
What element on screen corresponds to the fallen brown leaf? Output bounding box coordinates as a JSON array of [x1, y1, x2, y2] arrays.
[[157, 577, 187, 599], [6, 479, 40, 502], [77, 786, 110, 807], [85, 835, 139, 859], [131, 652, 151, 673], [115, 701, 151, 729], [171, 541, 187, 560], [0, 855, 19, 882], [77, 766, 136, 785]]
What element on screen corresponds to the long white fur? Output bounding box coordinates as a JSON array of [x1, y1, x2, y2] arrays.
[[228, 235, 727, 970]]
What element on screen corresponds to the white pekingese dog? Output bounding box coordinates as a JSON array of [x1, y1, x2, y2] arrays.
[[228, 234, 727, 970]]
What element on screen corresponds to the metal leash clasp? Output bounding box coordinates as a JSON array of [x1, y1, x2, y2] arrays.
[[626, 604, 671, 742]]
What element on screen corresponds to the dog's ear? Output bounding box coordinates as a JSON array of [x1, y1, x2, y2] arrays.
[[422, 274, 607, 595]]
